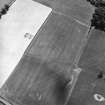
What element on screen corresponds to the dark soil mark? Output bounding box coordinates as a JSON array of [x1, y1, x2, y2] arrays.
[[97, 71, 104, 79]]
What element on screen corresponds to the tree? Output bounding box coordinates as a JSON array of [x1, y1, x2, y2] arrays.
[[91, 7, 105, 31], [86, 0, 105, 7], [87, 0, 105, 32]]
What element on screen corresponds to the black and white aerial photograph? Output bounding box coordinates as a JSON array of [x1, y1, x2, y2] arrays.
[[0, 0, 105, 105]]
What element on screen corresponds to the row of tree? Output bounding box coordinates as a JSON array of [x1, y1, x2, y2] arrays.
[[0, 4, 9, 19], [87, 0, 105, 32]]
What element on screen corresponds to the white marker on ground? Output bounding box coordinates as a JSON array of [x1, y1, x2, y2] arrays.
[[94, 93, 105, 102]]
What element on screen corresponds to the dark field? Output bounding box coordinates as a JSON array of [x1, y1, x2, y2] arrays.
[[68, 29, 105, 105], [0, 0, 12, 9], [79, 29, 105, 71], [67, 68, 105, 105]]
